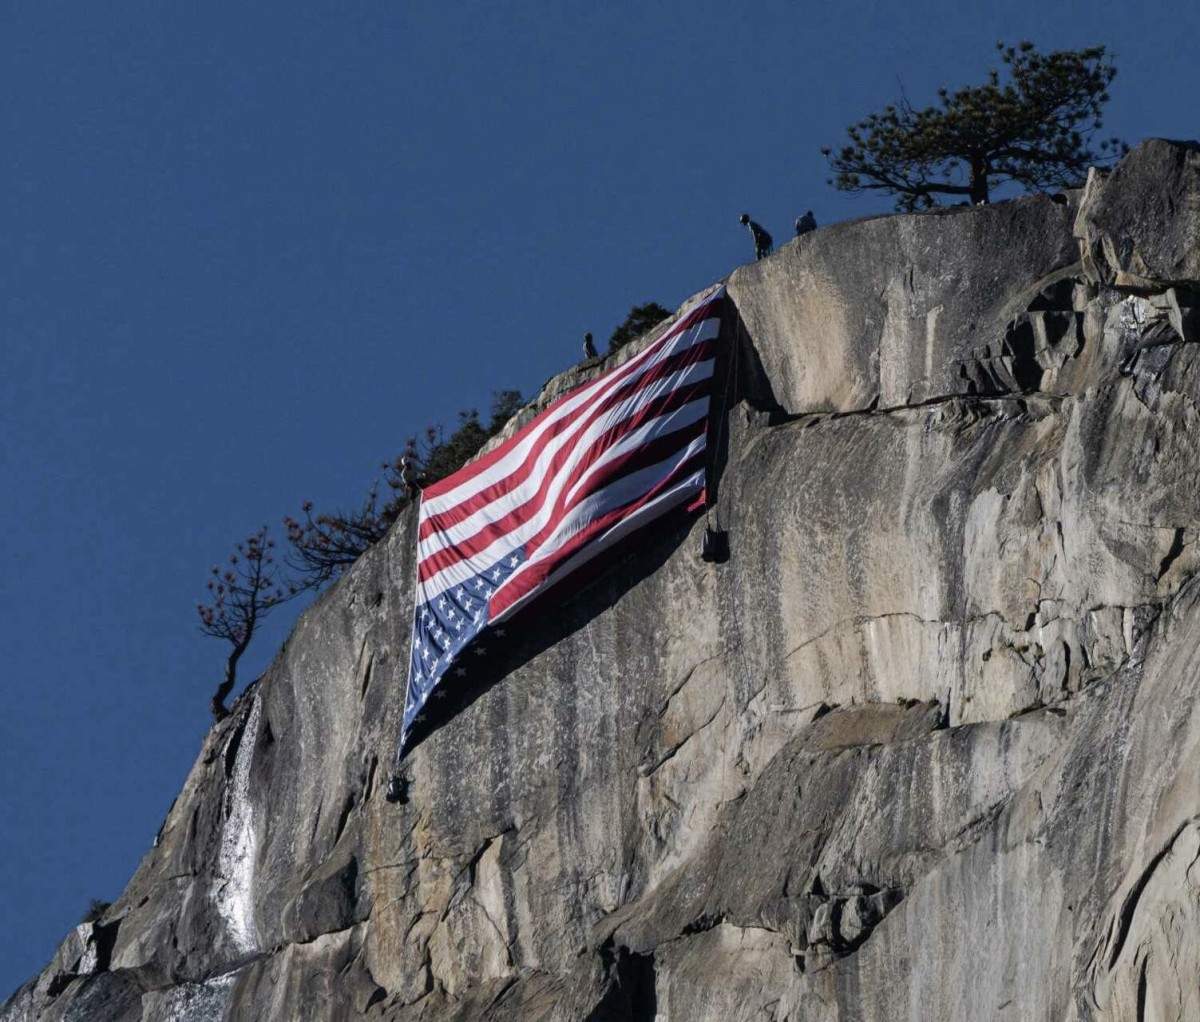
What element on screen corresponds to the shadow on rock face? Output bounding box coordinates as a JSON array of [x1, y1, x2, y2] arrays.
[[401, 512, 697, 758], [585, 943, 658, 1022]]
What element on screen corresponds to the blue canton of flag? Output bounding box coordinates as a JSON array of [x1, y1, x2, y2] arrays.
[[402, 546, 527, 745]]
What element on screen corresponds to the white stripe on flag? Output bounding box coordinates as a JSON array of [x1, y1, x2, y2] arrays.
[[415, 359, 713, 566], [419, 314, 719, 517], [493, 467, 707, 623], [501, 432, 708, 590]]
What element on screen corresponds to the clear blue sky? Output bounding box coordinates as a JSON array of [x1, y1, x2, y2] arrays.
[[1, 0, 1194, 996]]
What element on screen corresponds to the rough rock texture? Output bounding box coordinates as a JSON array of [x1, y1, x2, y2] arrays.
[[1075, 138, 1200, 291], [8, 139, 1200, 1021]]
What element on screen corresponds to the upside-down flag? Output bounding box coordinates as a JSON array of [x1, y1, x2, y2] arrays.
[[396, 285, 726, 758]]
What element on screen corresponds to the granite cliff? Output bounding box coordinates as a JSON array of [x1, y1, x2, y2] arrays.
[[7, 138, 1200, 1021]]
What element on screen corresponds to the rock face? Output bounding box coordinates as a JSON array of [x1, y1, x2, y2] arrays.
[[7, 139, 1200, 1021], [1075, 138, 1200, 291]]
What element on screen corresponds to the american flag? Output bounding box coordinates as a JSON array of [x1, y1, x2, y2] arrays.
[[397, 285, 726, 757]]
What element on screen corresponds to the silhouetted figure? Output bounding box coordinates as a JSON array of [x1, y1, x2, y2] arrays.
[[795, 210, 817, 236], [583, 332, 597, 359], [400, 456, 425, 499], [739, 213, 773, 260], [386, 775, 409, 804]]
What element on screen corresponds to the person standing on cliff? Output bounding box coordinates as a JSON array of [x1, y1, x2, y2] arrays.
[[795, 210, 817, 236], [739, 213, 772, 260], [399, 456, 425, 499], [583, 332, 597, 359]]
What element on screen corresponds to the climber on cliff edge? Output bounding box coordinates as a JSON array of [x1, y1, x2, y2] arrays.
[[399, 456, 426, 500], [739, 213, 773, 261]]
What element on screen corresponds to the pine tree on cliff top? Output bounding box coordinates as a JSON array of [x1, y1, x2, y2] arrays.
[[823, 42, 1127, 211]]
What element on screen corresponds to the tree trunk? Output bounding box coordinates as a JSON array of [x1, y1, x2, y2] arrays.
[[211, 640, 247, 721], [969, 156, 990, 205]]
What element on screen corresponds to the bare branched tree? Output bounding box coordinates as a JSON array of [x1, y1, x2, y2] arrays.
[[198, 393, 525, 720], [284, 487, 397, 592], [197, 526, 296, 721], [284, 391, 524, 590]]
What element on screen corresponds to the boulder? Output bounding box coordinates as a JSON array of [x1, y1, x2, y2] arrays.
[[1075, 138, 1200, 289]]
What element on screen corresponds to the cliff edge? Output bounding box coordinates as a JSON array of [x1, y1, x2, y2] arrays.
[[7, 138, 1200, 1021]]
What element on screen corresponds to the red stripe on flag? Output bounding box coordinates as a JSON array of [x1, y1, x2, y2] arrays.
[[518, 416, 709, 563], [417, 340, 716, 544], [488, 450, 707, 618], [416, 384, 712, 583], [419, 293, 721, 506]]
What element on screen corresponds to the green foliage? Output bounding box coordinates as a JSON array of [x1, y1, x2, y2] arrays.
[[608, 302, 672, 353], [822, 42, 1127, 210]]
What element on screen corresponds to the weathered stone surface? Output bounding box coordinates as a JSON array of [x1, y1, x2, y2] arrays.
[[727, 195, 1079, 414], [7, 139, 1200, 1021], [1075, 137, 1200, 289]]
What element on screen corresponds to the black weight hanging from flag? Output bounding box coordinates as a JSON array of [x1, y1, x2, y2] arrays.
[[700, 525, 729, 563]]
